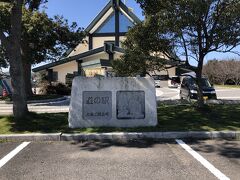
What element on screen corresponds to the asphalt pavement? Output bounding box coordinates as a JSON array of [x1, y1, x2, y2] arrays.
[[156, 87, 240, 101], [0, 140, 239, 180]]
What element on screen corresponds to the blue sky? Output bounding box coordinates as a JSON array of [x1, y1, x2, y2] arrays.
[[42, 0, 144, 28], [2, 0, 239, 72], [42, 0, 239, 63]]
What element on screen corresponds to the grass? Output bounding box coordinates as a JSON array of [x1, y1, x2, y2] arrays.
[[0, 104, 240, 134], [215, 85, 240, 89], [0, 96, 11, 101]]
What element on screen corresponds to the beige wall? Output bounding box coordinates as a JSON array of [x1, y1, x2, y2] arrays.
[[150, 67, 176, 77], [92, 36, 115, 49], [92, 36, 127, 49], [82, 52, 109, 62], [119, 36, 126, 48], [114, 52, 124, 60], [68, 37, 89, 57], [82, 52, 123, 64], [68, 34, 127, 58], [52, 61, 78, 84], [167, 67, 176, 77]]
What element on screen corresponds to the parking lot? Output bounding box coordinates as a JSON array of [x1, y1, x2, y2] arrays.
[[156, 87, 240, 101], [0, 140, 239, 180]]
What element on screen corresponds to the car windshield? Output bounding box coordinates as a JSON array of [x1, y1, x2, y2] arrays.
[[171, 76, 180, 83], [152, 75, 160, 80], [189, 78, 212, 88]]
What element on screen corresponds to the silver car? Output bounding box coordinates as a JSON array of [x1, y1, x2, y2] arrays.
[[152, 75, 161, 88]]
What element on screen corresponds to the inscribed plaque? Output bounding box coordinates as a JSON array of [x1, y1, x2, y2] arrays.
[[83, 91, 112, 120], [117, 91, 145, 119]]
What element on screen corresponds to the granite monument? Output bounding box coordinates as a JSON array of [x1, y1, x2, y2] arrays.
[[68, 77, 157, 128]]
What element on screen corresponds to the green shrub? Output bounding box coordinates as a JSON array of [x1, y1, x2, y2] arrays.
[[54, 83, 71, 95], [40, 82, 71, 95]]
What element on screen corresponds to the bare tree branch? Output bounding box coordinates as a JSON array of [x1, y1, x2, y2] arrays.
[[180, 33, 189, 63]]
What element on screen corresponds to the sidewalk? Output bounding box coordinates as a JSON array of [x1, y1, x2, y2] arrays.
[[1, 96, 69, 104], [0, 96, 70, 115]]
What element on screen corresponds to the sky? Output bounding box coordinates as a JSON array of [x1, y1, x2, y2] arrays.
[[41, 0, 239, 63], [42, 0, 144, 28], [2, 0, 240, 72]]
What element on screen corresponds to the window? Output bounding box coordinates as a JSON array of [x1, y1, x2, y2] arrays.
[[152, 75, 161, 80], [119, 12, 134, 32], [95, 13, 115, 33], [95, 12, 134, 33], [52, 71, 58, 82]]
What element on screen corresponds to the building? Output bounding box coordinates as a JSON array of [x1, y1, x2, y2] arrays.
[[32, 0, 177, 84]]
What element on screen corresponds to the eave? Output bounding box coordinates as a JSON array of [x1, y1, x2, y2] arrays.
[[32, 46, 125, 72], [32, 47, 105, 72]]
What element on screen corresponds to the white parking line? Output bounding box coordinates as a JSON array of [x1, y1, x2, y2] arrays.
[[176, 139, 230, 180], [216, 89, 240, 92], [0, 142, 30, 168], [156, 89, 163, 97]]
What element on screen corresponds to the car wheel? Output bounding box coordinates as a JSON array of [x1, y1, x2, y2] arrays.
[[186, 94, 191, 103]]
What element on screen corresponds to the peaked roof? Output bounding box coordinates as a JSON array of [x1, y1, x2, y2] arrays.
[[85, 0, 141, 33], [32, 0, 139, 73]]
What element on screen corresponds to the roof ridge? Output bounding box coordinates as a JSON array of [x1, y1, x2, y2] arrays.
[[85, 0, 141, 33]]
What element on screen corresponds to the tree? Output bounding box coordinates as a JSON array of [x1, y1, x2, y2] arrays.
[[203, 60, 219, 84], [0, 0, 28, 118], [203, 59, 240, 85], [0, 2, 85, 96], [113, 24, 167, 77], [115, 0, 240, 107], [231, 61, 240, 85]]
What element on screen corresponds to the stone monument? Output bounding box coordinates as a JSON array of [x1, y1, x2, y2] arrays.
[[68, 77, 157, 128]]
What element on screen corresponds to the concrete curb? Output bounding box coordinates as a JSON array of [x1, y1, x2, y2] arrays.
[[0, 131, 239, 142], [27, 96, 68, 104], [0, 133, 61, 142], [61, 131, 238, 141]]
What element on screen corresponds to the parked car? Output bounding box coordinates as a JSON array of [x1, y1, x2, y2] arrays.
[[168, 76, 180, 88], [152, 75, 161, 88], [0, 79, 12, 97], [179, 76, 217, 101]]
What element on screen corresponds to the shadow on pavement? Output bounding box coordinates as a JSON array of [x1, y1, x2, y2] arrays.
[[71, 139, 176, 152], [186, 140, 240, 159], [72, 139, 240, 160]]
